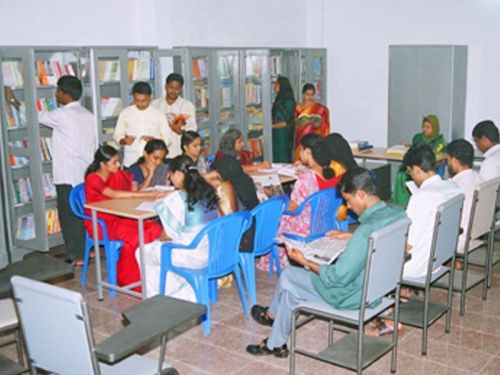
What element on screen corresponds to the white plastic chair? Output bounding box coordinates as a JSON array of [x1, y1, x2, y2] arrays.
[[399, 194, 464, 355], [289, 217, 411, 375], [0, 298, 25, 374]]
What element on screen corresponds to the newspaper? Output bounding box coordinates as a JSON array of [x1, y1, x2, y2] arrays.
[[251, 174, 285, 202], [281, 236, 349, 265]]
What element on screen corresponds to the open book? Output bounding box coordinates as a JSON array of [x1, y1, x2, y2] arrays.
[[281, 236, 349, 265]]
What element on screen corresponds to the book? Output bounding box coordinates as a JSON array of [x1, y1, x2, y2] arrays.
[[296, 113, 322, 127], [251, 174, 285, 202], [349, 140, 373, 151], [387, 144, 409, 156], [2, 61, 24, 87], [281, 236, 349, 265], [16, 214, 35, 240], [100, 96, 123, 117]]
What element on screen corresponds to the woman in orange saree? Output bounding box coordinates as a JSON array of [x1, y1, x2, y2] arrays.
[[294, 83, 330, 161]]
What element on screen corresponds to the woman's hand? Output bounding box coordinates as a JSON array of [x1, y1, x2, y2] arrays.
[[326, 230, 352, 240], [258, 160, 272, 169]]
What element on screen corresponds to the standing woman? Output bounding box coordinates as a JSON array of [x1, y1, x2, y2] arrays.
[[84, 145, 165, 290], [271, 76, 296, 163], [294, 83, 330, 161]]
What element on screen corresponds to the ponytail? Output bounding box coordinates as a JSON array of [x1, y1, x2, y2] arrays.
[[301, 134, 335, 180], [85, 145, 118, 177]]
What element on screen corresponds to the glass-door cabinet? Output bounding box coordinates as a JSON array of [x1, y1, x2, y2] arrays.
[[270, 49, 300, 102], [241, 49, 272, 161], [300, 49, 327, 104]]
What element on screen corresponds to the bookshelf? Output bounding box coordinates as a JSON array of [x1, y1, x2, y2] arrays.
[[299, 49, 327, 104], [88, 47, 157, 145], [0, 47, 93, 259]]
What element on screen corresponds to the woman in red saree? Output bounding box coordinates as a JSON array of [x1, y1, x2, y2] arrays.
[[84, 145, 165, 291], [294, 83, 330, 161]]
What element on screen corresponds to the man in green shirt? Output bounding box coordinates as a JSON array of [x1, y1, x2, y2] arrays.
[[246, 167, 406, 358]]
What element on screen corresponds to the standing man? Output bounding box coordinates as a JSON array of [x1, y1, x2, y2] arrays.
[[246, 167, 406, 357], [38, 75, 97, 265], [152, 73, 197, 158], [472, 120, 500, 180], [446, 139, 483, 253], [114, 81, 169, 167]]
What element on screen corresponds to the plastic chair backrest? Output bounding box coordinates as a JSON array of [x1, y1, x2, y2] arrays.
[[69, 183, 87, 220], [430, 194, 464, 270], [252, 195, 289, 255], [11, 276, 99, 375], [307, 188, 343, 239], [469, 178, 500, 240], [364, 217, 411, 305], [206, 211, 251, 278]]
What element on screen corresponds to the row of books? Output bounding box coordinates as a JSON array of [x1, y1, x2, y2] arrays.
[[36, 60, 78, 86], [220, 84, 233, 108], [192, 57, 209, 79], [98, 60, 121, 82], [36, 98, 57, 113], [100, 96, 123, 118], [245, 55, 263, 77], [8, 139, 29, 167], [15, 208, 61, 240], [128, 58, 154, 81], [217, 57, 234, 79], [2, 61, 24, 87], [39, 137, 53, 162], [41, 173, 57, 199], [194, 86, 209, 109], [311, 57, 322, 77], [245, 83, 262, 105], [12, 177, 32, 205], [246, 106, 263, 119], [4, 102, 26, 128]]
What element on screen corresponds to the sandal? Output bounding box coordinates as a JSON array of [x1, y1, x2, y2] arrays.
[[251, 305, 274, 327]]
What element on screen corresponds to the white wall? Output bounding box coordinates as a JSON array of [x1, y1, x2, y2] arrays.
[[323, 0, 500, 146]]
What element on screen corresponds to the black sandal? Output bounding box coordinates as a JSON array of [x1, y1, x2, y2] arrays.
[[251, 305, 274, 327], [246, 338, 288, 358]]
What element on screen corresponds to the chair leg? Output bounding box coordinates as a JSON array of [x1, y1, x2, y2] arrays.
[[233, 269, 249, 317], [422, 286, 430, 355], [483, 234, 491, 300], [289, 310, 298, 375], [273, 245, 282, 277], [268, 251, 275, 279], [105, 245, 119, 297], [240, 255, 257, 307], [487, 230, 494, 288], [445, 263, 455, 333], [209, 279, 218, 303], [328, 320, 334, 347], [199, 281, 211, 336], [391, 295, 400, 373], [14, 329, 24, 367], [79, 239, 93, 287], [460, 255, 468, 316], [356, 321, 363, 375]]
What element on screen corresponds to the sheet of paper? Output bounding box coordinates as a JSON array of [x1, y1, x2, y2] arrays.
[[281, 236, 349, 265], [135, 201, 158, 213]]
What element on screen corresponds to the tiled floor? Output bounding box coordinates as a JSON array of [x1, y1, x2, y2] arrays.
[[1, 244, 500, 375]]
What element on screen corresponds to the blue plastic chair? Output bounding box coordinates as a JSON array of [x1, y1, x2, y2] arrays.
[[283, 187, 346, 243], [239, 195, 289, 306], [159, 211, 252, 335], [69, 183, 123, 297]]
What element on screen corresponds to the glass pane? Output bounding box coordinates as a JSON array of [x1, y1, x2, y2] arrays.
[[244, 53, 264, 162], [191, 55, 210, 147], [311, 56, 323, 102], [98, 57, 123, 139], [216, 52, 238, 135], [35, 51, 80, 87]]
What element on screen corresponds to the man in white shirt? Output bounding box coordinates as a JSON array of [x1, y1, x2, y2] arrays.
[[403, 143, 461, 278], [38, 76, 97, 265], [151, 73, 197, 158], [473, 120, 500, 181], [446, 139, 483, 253], [113, 82, 169, 167]]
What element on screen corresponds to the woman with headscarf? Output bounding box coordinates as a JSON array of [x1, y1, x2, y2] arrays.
[[294, 83, 330, 161], [392, 114, 446, 207], [271, 76, 296, 163]]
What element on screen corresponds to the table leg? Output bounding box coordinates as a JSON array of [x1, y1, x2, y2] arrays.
[[138, 218, 147, 300], [157, 334, 167, 374], [92, 209, 104, 301]]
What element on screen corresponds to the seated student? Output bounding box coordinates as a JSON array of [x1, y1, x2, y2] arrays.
[[446, 139, 483, 253], [393, 115, 447, 207], [472, 120, 500, 180], [402, 143, 461, 279], [246, 167, 406, 357], [181, 130, 210, 174], [84, 145, 166, 290], [138, 155, 219, 298], [216, 128, 271, 173], [324, 132, 358, 220], [257, 134, 336, 272], [127, 139, 169, 189]]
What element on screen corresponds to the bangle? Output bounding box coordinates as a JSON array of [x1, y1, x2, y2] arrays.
[[303, 261, 310, 271]]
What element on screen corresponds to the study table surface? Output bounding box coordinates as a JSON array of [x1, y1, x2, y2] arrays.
[[353, 147, 446, 164], [85, 198, 158, 300]]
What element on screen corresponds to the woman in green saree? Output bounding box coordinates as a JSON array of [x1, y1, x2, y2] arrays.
[[271, 76, 296, 163], [392, 114, 446, 207]]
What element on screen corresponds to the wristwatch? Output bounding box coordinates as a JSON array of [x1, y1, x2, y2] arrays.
[[303, 261, 310, 271]]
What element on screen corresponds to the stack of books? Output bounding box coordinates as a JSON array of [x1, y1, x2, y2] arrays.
[[387, 145, 409, 156], [349, 140, 373, 152]]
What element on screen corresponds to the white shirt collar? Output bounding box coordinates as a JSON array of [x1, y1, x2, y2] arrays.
[[484, 143, 500, 157], [419, 174, 442, 189], [451, 168, 475, 182]]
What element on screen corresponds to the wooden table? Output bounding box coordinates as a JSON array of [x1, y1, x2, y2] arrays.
[[248, 163, 297, 185], [85, 198, 158, 300], [353, 147, 446, 166]]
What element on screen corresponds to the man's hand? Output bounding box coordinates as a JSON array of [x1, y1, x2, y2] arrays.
[[285, 246, 307, 265], [326, 230, 353, 240], [121, 135, 136, 145], [169, 118, 184, 135]]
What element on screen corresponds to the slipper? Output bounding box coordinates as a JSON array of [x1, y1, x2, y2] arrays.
[[379, 321, 403, 336]]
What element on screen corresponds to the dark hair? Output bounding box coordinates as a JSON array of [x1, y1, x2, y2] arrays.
[[446, 139, 474, 168], [136, 139, 168, 165], [132, 81, 152, 96], [302, 83, 316, 95], [323, 133, 357, 171], [181, 130, 202, 153], [169, 155, 218, 211], [166, 73, 184, 86], [472, 120, 499, 143], [402, 143, 436, 172], [275, 76, 295, 101], [219, 128, 242, 158], [300, 134, 334, 179], [339, 167, 378, 196], [57, 75, 82, 101], [85, 145, 118, 177]]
